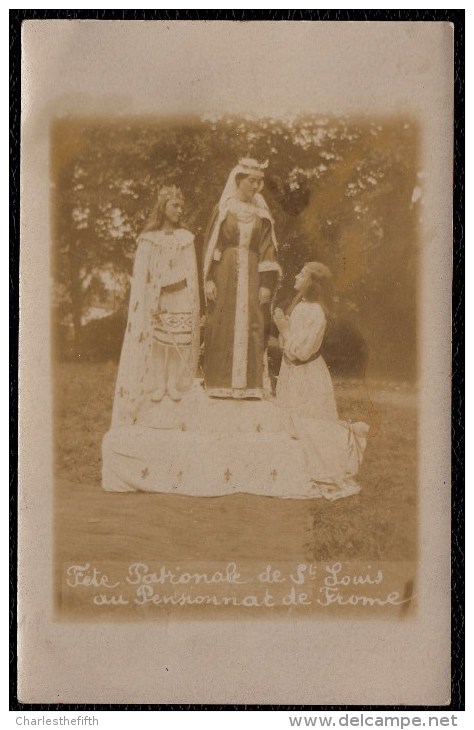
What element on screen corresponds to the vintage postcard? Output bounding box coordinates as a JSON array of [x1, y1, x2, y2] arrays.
[[18, 20, 453, 704]]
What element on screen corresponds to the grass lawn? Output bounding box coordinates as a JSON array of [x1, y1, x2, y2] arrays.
[[54, 360, 417, 599]]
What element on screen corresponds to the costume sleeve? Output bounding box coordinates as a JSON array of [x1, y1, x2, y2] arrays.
[[258, 219, 281, 291], [123, 237, 153, 340], [285, 304, 326, 362]]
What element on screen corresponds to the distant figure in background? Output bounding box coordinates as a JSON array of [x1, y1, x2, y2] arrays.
[[111, 185, 200, 426], [202, 159, 281, 399], [273, 262, 338, 420]]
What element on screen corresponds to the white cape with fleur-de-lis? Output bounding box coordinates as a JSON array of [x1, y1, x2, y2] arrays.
[[111, 229, 200, 426]]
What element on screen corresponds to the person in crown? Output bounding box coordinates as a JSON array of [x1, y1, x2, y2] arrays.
[[111, 185, 200, 426], [202, 159, 281, 399]]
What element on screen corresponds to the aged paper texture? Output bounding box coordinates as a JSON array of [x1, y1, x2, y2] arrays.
[[19, 20, 453, 704]]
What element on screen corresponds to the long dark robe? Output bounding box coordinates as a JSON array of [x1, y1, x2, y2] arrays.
[[203, 209, 279, 398]]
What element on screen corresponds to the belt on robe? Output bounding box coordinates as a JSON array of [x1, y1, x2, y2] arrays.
[[284, 350, 321, 367]]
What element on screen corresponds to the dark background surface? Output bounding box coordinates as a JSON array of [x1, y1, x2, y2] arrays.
[[11, 8, 464, 712]]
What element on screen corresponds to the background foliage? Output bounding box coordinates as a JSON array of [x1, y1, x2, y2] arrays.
[[52, 115, 419, 379]]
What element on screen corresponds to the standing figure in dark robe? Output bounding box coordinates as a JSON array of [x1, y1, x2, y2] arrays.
[[203, 159, 281, 398]]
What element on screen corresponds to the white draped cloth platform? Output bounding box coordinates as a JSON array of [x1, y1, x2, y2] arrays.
[[102, 381, 369, 500]]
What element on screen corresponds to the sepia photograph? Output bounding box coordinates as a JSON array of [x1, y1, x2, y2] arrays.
[[18, 19, 453, 704]]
